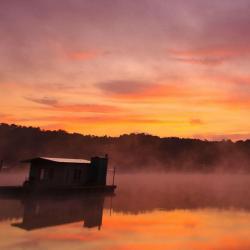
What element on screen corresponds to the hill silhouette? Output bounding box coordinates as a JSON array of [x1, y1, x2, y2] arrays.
[[0, 123, 250, 172]]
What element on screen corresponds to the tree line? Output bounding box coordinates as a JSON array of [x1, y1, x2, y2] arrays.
[[1, 123, 250, 172]]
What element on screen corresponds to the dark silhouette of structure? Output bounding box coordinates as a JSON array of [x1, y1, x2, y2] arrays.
[[0, 155, 116, 196], [12, 195, 105, 230], [0, 198, 23, 221], [22, 156, 109, 189], [0, 160, 3, 172]]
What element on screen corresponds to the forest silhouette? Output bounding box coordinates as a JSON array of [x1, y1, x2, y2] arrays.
[[0, 123, 250, 172]]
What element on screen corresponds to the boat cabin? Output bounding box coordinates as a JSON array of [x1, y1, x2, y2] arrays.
[[22, 155, 108, 188]]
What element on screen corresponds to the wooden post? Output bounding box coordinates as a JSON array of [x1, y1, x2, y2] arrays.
[[0, 160, 3, 172], [112, 167, 116, 186], [110, 196, 113, 216]]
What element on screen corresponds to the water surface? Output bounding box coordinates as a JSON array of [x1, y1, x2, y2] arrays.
[[0, 174, 250, 250]]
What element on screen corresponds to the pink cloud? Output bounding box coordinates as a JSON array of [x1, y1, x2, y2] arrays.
[[168, 45, 250, 65], [66, 50, 104, 61]]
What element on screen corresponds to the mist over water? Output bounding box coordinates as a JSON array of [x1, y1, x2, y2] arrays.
[[113, 173, 250, 212], [1, 170, 250, 211], [0, 171, 250, 250]]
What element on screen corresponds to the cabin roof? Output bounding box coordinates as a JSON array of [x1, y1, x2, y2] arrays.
[[22, 157, 91, 164]]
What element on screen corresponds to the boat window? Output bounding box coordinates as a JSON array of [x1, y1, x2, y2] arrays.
[[74, 169, 81, 181], [40, 169, 45, 180], [49, 168, 54, 180]]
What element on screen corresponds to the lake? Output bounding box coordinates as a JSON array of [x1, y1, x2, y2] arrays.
[[0, 173, 250, 250]]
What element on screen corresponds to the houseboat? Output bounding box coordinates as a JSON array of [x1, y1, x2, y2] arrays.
[[0, 155, 116, 196]]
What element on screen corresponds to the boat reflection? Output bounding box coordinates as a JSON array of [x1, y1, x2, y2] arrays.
[[1, 174, 250, 232], [0, 194, 111, 231]]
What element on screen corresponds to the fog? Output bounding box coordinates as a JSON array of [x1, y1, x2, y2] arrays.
[[1, 169, 250, 213], [113, 173, 250, 213]]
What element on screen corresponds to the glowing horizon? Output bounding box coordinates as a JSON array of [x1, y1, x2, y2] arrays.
[[1, 0, 250, 140]]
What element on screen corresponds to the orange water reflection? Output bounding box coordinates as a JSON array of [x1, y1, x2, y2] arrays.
[[0, 208, 250, 250], [1, 174, 250, 250]]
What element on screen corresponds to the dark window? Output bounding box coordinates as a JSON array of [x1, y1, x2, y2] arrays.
[[40, 169, 45, 180], [74, 169, 81, 181], [65, 170, 69, 182], [49, 168, 54, 180]]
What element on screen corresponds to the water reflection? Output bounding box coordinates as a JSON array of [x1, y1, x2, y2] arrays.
[[0, 198, 23, 221], [0, 194, 108, 231], [0, 174, 250, 250], [1, 174, 250, 230]]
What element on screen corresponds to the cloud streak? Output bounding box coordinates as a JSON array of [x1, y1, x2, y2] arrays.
[[66, 50, 104, 61], [96, 80, 152, 95], [25, 96, 124, 113], [96, 80, 189, 101], [168, 45, 250, 65], [16, 114, 167, 125], [25, 96, 59, 107], [190, 119, 204, 125]]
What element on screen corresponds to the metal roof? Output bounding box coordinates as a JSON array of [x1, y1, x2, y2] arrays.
[[22, 157, 91, 164]]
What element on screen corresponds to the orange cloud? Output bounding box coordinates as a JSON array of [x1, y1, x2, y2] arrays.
[[0, 113, 20, 124], [25, 96, 124, 113], [17, 114, 165, 125], [97, 81, 191, 101], [190, 119, 204, 125], [195, 95, 250, 110], [49, 104, 124, 113]]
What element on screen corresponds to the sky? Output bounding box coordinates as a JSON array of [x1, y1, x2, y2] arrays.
[[1, 0, 250, 140]]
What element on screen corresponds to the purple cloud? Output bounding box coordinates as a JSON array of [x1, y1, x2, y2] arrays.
[[96, 80, 152, 95]]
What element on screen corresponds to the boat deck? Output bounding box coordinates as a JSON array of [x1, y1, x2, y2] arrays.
[[0, 185, 116, 197]]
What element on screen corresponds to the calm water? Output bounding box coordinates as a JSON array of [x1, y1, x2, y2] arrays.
[[0, 173, 250, 250]]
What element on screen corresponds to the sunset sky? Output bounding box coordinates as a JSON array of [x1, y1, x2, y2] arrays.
[[1, 0, 250, 140]]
